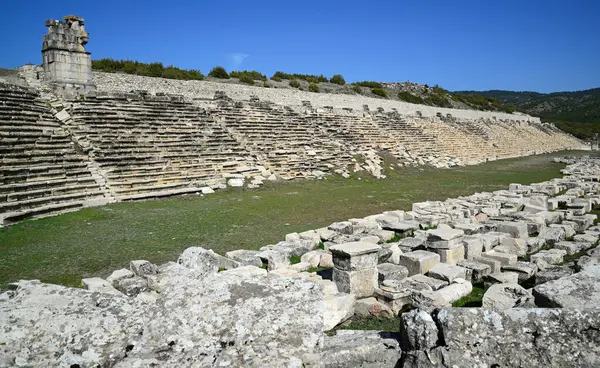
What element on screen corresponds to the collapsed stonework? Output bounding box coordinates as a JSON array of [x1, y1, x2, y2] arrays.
[[2, 155, 600, 367], [42, 15, 96, 97]]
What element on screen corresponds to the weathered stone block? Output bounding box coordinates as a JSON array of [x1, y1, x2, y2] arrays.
[[399, 250, 440, 275], [482, 250, 517, 266], [329, 242, 380, 271], [457, 259, 492, 282], [427, 263, 467, 283], [333, 267, 378, 298], [435, 245, 465, 264], [376, 263, 409, 284]]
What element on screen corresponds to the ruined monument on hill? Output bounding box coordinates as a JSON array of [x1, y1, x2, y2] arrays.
[[42, 15, 96, 97]]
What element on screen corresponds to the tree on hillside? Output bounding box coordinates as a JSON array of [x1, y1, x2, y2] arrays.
[[208, 66, 230, 79]]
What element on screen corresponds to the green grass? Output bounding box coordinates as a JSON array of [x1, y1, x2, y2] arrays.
[[452, 282, 486, 307], [290, 255, 302, 264], [0, 151, 596, 288], [328, 316, 403, 336]]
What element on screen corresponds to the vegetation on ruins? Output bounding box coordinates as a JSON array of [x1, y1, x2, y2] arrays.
[[424, 92, 452, 107], [237, 74, 255, 85], [329, 74, 346, 85], [270, 75, 283, 82], [451, 93, 516, 113], [271, 71, 328, 84], [308, 83, 320, 93], [289, 79, 301, 88], [352, 84, 362, 94], [398, 92, 425, 104], [263, 81, 271, 88], [208, 66, 230, 79], [91, 59, 204, 80], [230, 70, 267, 81], [371, 87, 388, 98], [1, 151, 587, 289], [354, 81, 383, 89]]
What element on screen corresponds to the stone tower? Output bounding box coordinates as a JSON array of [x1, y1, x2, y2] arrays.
[[42, 15, 96, 97]]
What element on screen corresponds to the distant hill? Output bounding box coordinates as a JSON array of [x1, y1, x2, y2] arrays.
[[457, 88, 600, 139]]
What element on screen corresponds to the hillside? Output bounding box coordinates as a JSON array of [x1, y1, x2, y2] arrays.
[[458, 88, 600, 139]]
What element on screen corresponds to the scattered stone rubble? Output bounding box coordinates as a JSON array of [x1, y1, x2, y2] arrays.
[[3, 155, 600, 366]]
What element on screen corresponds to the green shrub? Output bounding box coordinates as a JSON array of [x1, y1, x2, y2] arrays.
[[352, 85, 362, 94], [424, 93, 451, 107], [355, 81, 383, 89], [371, 87, 388, 98], [289, 79, 301, 88], [208, 66, 230, 79], [238, 74, 254, 85], [330, 74, 346, 85], [91, 58, 204, 80], [230, 70, 267, 81], [308, 83, 320, 92], [272, 71, 327, 84], [270, 75, 282, 82], [263, 81, 270, 88], [398, 92, 425, 104]]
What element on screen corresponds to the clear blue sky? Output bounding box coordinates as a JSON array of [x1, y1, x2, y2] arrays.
[[1, 0, 599, 93]]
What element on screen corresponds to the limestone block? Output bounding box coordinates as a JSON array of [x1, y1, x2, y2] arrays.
[[554, 241, 586, 255], [398, 236, 426, 252], [354, 297, 393, 318], [538, 226, 566, 245], [200, 187, 215, 194], [372, 229, 396, 243], [319, 253, 334, 268], [377, 263, 409, 284], [484, 272, 519, 288], [227, 178, 244, 187], [501, 261, 537, 282], [472, 255, 502, 273], [577, 255, 599, 270], [114, 276, 149, 297], [453, 222, 485, 235], [360, 235, 381, 244], [285, 232, 301, 242], [383, 242, 402, 265], [130, 260, 157, 277], [535, 265, 575, 285], [221, 265, 267, 277], [457, 259, 492, 282], [401, 309, 439, 350], [256, 249, 290, 270], [435, 245, 465, 264], [462, 236, 484, 259], [301, 251, 322, 267], [328, 221, 354, 235], [81, 277, 122, 295], [495, 237, 528, 257], [225, 249, 263, 267], [374, 287, 412, 315], [482, 283, 535, 310], [426, 225, 464, 249], [530, 249, 567, 265], [329, 242, 380, 271], [316, 227, 337, 241], [410, 274, 449, 291], [106, 268, 134, 286], [409, 289, 451, 312], [290, 262, 312, 272], [495, 221, 529, 238], [482, 250, 517, 266], [382, 220, 420, 233], [427, 263, 467, 283], [437, 279, 473, 304], [333, 267, 378, 298], [398, 250, 440, 276]]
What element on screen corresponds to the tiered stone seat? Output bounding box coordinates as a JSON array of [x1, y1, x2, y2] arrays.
[[0, 82, 106, 224], [214, 101, 354, 178], [69, 94, 258, 197]]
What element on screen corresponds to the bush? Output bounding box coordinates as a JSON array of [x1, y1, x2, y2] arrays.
[[208, 66, 230, 79], [424, 93, 451, 107], [371, 87, 388, 98], [91, 58, 204, 80], [230, 70, 267, 81], [263, 81, 270, 88], [272, 71, 328, 84], [289, 79, 301, 88], [352, 85, 362, 94], [238, 74, 255, 85], [270, 75, 282, 82], [398, 92, 425, 104], [330, 74, 346, 85], [355, 81, 383, 89], [308, 83, 320, 92]]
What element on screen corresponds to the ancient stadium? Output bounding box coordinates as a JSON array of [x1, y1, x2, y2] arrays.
[[1, 15, 599, 368]]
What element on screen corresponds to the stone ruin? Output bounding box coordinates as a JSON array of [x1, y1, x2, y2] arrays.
[[42, 15, 96, 97], [2, 155, 600, 367]]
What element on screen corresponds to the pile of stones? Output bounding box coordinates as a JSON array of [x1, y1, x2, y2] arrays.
[[2, 155, 600, 367]]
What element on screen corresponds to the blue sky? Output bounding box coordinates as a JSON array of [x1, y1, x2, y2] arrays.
[[1, 0, 598, 93]]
